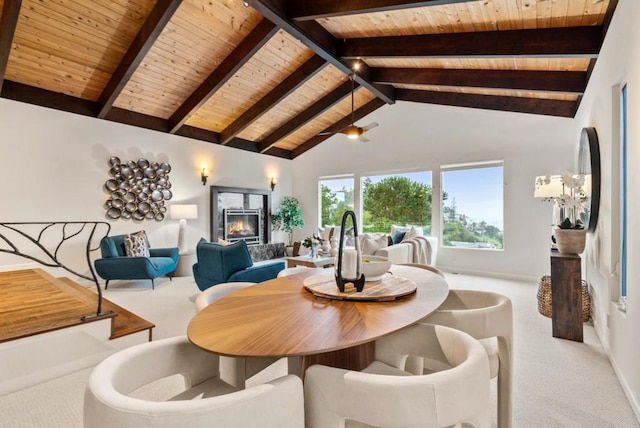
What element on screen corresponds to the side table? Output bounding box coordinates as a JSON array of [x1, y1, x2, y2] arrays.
[[550, 249, 583, 342], [286, 255, 334, 269], [174, 250, 197, 277]]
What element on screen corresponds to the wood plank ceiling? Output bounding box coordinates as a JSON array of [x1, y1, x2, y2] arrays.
[[0, 0, 618, 159]]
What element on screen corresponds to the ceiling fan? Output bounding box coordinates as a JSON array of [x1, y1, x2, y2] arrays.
[[319, 73, 378, 142]]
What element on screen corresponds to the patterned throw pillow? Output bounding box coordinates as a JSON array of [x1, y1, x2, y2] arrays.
[[124, 231, 150, 257]]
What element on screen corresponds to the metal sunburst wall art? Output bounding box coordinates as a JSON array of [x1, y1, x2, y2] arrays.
[[104, 157, 173, 221]]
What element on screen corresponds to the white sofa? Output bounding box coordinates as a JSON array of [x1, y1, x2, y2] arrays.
[[320, 225, 439, 266], [357, 224, 438, 266], [375, 235, 438, 265]]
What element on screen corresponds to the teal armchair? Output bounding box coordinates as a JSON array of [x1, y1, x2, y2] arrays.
[[193, 240, 284, 291], [94, 234, 179, 289]]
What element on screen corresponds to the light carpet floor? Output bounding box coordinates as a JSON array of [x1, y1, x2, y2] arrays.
[[0, 273, 638, 427]]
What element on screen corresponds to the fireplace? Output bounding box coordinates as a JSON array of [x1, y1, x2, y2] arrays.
[[223, 209, 261, 245], [211, 186, 271, 246]]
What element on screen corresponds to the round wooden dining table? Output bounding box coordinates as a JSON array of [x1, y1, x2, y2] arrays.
[[187, 264, 449, 373]]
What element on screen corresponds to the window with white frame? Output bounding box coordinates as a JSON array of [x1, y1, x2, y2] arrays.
[[441, 161, 504, 250], [360, 171, 432, 234], [319, 176, 354, 227]]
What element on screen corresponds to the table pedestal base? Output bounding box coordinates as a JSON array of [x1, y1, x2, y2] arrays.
[[302, 342, 375, 374]]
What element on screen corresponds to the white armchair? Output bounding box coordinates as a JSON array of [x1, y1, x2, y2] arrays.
[[195, 281, 257, 313], [304, 323, 490, 428], [421, 290, 513, 428], [83, 336, 304, 428]]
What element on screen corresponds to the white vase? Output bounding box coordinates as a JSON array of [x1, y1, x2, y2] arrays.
[[555, 229, 586, 254], [329, 236, 338, 257]]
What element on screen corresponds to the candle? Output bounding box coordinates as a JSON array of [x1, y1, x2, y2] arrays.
[[341, 248, 357, 279]]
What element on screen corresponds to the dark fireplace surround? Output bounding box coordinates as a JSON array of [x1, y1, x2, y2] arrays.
[[210, 186, 271, 246]]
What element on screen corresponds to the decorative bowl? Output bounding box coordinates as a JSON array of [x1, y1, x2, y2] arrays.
[[361, 255, 391, 282]]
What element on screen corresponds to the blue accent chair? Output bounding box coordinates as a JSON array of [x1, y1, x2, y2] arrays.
[[192, 240, 285, 291], [94, 234, 179, 289]]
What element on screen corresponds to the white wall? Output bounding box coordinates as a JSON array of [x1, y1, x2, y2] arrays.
[[0, 99, 293, 277], [292, 101, 576, 280], [573, 0, 640, 417]]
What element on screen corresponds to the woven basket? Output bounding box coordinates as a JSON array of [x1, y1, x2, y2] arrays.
[[537, 275, 591, 322]]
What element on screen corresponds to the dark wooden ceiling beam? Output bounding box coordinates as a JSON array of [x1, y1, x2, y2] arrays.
[[246, 0, 395, 104], [258, 80, 356, 153], [396, 88, 577, 117], [290, 0, 477, 21], [292, 98, 386, 158], [371, 68, 588, 94], [219, 55, 327, 145], [1, 80, 95, 117], [169, 19, 278, 133], [0, 0, 22, 94], [1, 80, 292, 159], [176, 125, 291, 158], [96, 0, 182, 119], [341, 26, 603, 58]]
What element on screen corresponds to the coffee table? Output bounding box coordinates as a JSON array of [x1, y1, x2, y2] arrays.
[[285, 254, 334, 268]]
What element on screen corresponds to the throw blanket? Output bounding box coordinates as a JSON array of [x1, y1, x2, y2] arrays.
[[405, 236, 433, 265]]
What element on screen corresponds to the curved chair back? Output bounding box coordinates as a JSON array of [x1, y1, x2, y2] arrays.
[[195, 282, 257, 313], [277, 267, 312, 277], [304, 323, 490, 428], [84, 336, 304, 428], [422, 289, 513, 428], [398, 262, 445, 277]]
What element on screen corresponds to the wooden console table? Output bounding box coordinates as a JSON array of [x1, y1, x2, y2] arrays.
[[550, 250, 583, 342]]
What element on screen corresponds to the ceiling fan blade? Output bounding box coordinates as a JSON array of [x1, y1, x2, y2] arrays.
[[317, 131, 335, 136], [362, 122, 379, 132], [358, 135, 370, 143]]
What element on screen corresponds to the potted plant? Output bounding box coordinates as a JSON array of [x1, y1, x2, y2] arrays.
[[271, 196, 305, 255]]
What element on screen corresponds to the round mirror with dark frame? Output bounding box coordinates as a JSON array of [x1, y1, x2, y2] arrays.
[[576, 127, 601, 233]]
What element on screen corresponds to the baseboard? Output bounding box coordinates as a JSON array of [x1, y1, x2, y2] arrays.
[[437, 265, 539, 283], [593, 315, 640, 423]]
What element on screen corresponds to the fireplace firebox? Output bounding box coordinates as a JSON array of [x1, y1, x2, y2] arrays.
[[223, 209, 262, 245]]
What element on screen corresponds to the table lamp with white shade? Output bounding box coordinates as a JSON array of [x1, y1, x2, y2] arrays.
[[170, 204, 198, 254]]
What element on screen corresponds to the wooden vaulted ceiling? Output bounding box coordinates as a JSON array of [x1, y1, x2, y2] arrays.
[[0, 0, 618, 159]]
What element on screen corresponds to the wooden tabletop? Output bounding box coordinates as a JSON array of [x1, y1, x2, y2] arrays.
[[187, 265, 449, 358]]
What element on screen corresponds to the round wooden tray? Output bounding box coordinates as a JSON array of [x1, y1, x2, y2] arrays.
[[303, 271, 417, 301]]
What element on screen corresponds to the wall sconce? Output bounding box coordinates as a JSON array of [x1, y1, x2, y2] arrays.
[[270, 177, 277, 191], [201, 167, 209, 186]]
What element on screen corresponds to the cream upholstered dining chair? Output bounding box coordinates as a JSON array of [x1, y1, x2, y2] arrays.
[[83, 336, 304, 428], [277, 266, 312, 277], [398, 262, 445, 277], [421, 290, 513, 428], [194, 282, 286, 389], [194, 281, 257, 313], [304, 323, 491, 428]]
